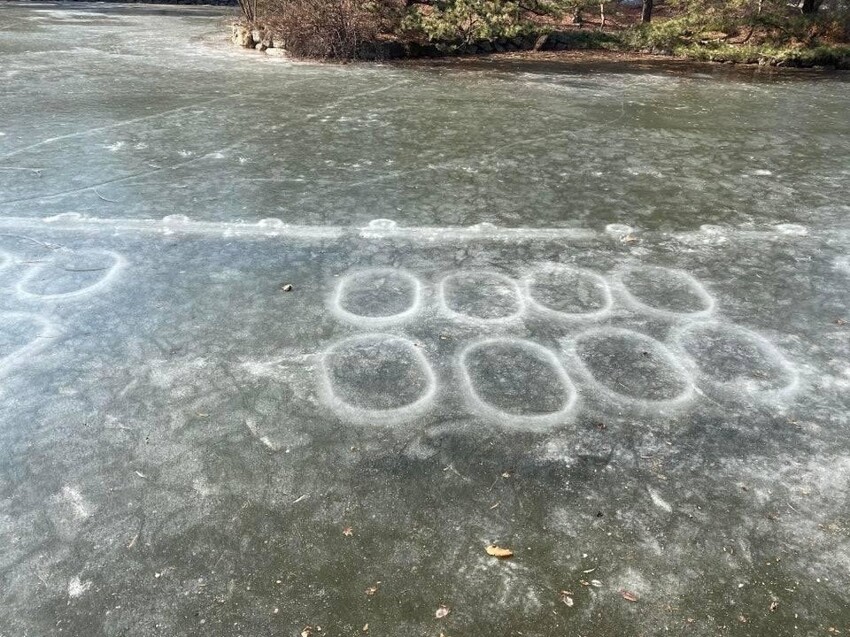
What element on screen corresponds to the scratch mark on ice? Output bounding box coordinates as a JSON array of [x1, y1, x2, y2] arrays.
[[0, 94, 238, 161]]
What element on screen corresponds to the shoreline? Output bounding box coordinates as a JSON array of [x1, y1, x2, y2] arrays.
[[4, 1, 846, 72], [229, 19, 850, 71], [391, 49, 850, 76]]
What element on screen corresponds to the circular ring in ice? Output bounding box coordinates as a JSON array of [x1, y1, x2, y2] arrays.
[[522, 263, 613, 321], [671, 321, 799, 403], [330, 268, 423, 327], [318, 333, 437, 426], [458, 337, 578, 430], [438, 271, 524, 323], [16, 249, 126, 301], [567, 327, 696, 412], [613, 265, 715, 319]]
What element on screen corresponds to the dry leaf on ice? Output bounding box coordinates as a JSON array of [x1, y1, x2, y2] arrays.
[[435, 605, 450, 619], [485, 544, 514, 558], [621, 590, 639, 603]]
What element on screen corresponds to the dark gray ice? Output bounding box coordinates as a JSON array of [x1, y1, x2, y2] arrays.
[[1, 3, 849, 636]]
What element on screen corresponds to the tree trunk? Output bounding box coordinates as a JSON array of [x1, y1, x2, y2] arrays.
[[641, 0, 654, 24], [801, 0, 822, 14]]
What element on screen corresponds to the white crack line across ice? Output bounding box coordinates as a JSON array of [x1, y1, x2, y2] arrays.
[[0, 94, 240, 161]]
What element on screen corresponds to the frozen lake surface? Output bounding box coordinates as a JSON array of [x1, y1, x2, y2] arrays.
[[1, 3, 849, 635]]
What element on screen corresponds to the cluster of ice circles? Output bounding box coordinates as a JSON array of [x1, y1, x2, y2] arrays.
[[0, 249, 125, 374], [319, 264, 799, 429]]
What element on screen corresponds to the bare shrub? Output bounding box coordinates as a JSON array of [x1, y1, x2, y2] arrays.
[[259, 0, 404, 60], [238, 0, 258, 23]]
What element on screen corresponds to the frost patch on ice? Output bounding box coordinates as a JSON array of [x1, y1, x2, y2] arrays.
[[611, 567, 651, 600], [538, 439, 578, 466], [258, 435, 279, 451], [699, 224, 727, 235], [720, 453, 850, 590], [626, 166, 663, 178], [458, 554, 543, 613], [647, 487, 672, 513], [605, 223, 633, 237], [775, 223, 807, 236], [244, 418, 281, 451], [59, 486, 91, 520], [192, 477, 215, 498], [68, 576, 92, 598], [147, 358, 210, 398], [104, 141, 124, 152], [0, 312, 57, 375], [820, 371, 850, 391]]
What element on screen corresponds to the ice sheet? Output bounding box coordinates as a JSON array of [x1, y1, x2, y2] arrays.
[[1, 2, 849, 635]]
